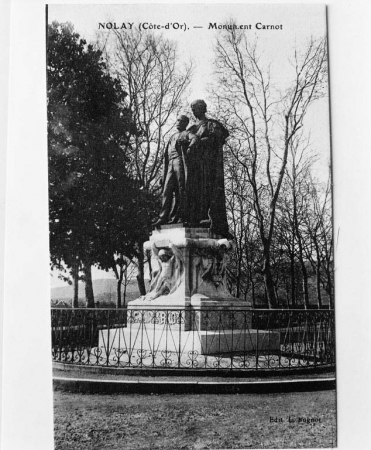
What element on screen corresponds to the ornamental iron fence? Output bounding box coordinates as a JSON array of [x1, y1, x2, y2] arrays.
[[51, 307, 335, 371]]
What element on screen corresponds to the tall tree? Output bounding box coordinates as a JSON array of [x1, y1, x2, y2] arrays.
[[224, 153, 262, 304], [277, 138, 319, 308], [98, 29, 192, 294], [212, 26, 328, 308], [303, 173, 333, 308], [48, 22, 143, 307]]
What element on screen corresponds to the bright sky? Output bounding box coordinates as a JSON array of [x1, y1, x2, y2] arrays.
[[48, 3, 331, 288], [48, 4, 327, 98]]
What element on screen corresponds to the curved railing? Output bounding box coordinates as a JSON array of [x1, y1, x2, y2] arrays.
[[51, 307, 335, 371]]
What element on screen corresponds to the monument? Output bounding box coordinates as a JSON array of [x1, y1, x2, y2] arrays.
[[132, 100, 241, 312], [99, 100, 280, 355]]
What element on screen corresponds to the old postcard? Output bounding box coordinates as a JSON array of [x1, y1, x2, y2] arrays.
[[2, 1, 371, 450], [46, 3, 336, 449]]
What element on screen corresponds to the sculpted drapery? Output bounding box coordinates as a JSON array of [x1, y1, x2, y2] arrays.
[[154, 115, 198, 225], [186, 100, 230, 238], [153, 100, 230, 239]]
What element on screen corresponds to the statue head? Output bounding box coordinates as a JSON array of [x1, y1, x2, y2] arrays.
[[176, 114, 190, 131], [191, 99, 207, 118], [158, 248, 172, 262]]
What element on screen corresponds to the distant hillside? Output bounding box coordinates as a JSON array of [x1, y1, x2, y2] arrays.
[[51, 278, 142, 305]]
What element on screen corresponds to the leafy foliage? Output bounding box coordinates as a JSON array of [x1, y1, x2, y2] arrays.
[[48, 22, 156, 305]]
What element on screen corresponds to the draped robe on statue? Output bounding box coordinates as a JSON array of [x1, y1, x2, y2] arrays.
[[186, 119, 230, 238]]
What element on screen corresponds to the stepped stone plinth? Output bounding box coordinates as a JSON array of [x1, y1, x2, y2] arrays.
[[129, 225, 252, 331], [98, 226, 280, 355]]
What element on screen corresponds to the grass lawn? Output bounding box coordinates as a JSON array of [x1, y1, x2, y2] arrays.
[[54, 389, 336, 449]]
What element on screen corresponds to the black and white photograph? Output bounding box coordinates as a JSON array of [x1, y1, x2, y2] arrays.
[[47, 4, 336, 448], [2, 1, 371, 449]]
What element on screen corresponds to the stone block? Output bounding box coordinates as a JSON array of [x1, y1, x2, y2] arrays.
[[98, 326, 280, 356], [131, 225, 248, 311]]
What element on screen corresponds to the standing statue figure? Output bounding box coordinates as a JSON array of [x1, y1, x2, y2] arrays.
[[187, 99, 230, 238], [153, 115, 198, 226]]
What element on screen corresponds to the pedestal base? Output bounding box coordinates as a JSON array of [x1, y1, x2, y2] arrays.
[[110, 226, 264, 356], [99, 325, 280, 356], [128, 296, 252, 332], [133, 226, 239, 308]]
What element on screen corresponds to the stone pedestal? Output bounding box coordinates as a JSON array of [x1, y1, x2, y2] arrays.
[[99, 326, 280, 356], [98, 226, 280, 356], [129, 225, 251, 326]]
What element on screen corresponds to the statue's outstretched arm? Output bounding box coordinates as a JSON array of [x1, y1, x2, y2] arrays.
[[151, 242, 161, 273], [149, 243, 161, 291], [169, 243, 182, 261], [151, 242, 159, 259], [168, 243, 184, 292]]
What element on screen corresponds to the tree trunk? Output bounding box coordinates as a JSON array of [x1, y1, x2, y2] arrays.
[[316, 268, 322, 308], [251, 279, 256, 308], [83, 260, 94, 308], [236, 272, 241, 299], [290, 251, 296, 307], [263, 257, 277, 308], [249, 267, 256, 308], [235, 247, 243, 299], [72, 261, 79, 308], [325, 270, 334, 309], [285, 278, 289, 307], [328, 286, 334, 309], [299, 260, 309, 309], [123, 282, 128, 307], [147, 250, 153, 283], [296, 231, 309, 309], [116, 266, 124, 309], [116, 281, 122, 309], [136, 248, 146, 296], [274, 285, 279, 307]]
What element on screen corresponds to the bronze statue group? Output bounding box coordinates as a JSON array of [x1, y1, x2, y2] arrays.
[[153, 99, 230, 239]]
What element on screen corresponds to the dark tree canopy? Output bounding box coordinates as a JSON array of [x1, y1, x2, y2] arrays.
[[48, 22, 155, 306]]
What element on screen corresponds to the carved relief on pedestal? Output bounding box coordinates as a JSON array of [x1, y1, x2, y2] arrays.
[[139, 241, 184, 302], [192, 239, 233, 298]]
